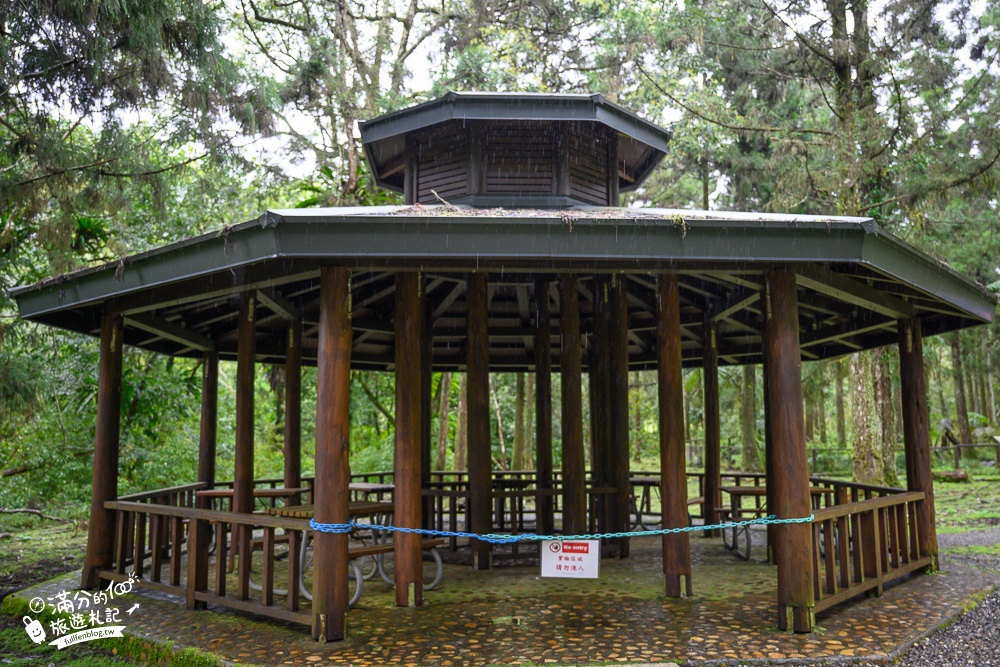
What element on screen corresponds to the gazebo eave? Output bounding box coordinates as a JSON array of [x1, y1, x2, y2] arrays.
[[9, 207, 994, 371]]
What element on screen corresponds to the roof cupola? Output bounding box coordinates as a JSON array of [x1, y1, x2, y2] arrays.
[[360, 91, 672, 208]]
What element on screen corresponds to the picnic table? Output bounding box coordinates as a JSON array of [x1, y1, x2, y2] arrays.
[[349, 482, 394, 502], [629, 476, 704, 530], [194, 487, 309, 512], [717, 485, 832, 560], [263, 501, 443, 606]]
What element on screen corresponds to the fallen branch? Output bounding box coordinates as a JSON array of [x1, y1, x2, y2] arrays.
[[0, 508, 69, 522]]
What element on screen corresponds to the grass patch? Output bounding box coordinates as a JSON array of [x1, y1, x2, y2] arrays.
[[929, 477, 1000, 533], [0, 522, 89, 581]]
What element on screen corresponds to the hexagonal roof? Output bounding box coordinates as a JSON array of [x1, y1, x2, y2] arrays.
[[360, 91, 672, 194]]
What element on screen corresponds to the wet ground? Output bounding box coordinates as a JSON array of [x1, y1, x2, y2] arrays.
[[12, 531, 999, 666]]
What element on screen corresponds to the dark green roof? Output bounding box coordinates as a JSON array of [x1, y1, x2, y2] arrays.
[[9, 206, 994, 370], [360, 91, 672, 195]]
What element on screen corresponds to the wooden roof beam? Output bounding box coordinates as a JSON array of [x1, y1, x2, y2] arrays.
[[795, 266, 916, 319], [257, 289, 301, 321], [126, 313, 215, 352]]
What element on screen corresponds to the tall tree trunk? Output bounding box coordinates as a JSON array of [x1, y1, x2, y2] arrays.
[[741, 365, 758, 471], [932, 350, 948, 421], [818, 369, 827, 444], [978, 367, 988, 424], [513, 372, 525, 469], [950, 333, 973, 447], [524, 377, 534, 469], [874, 348, 898, 486], [835, 359, 847, 448], [632, 371, 643, 463], [489, 374, 508, 470], [455, 373, 468, 471], [851, 351, 883, 484], [434, 372, 452, 471], [805, 386, 815, 443]]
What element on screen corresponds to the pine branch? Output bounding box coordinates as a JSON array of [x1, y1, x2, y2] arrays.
[[636, 64, 832, 136], [355, 372, 395, 427]]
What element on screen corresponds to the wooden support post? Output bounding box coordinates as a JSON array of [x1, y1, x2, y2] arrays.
[[534, 278, 555, 536], [591, 275, 612, 535], [762, 327, 776, 564], [898, 317, 938, 569], [312, 267, 352, 642], [467, 272, 493, 569], [657, 275, 692, 597], [82, 313, 124, 590], [560, 274, 586, 535], [703, 319, 721, 538], [394, 272, 424, 605], [609, 275, 631, 556], [763, 270, 815, 633], [197, 352, 219, 500], [189, 353, 217, 609], [421, 293, 433, 529], [284, 319, 303, 501], [234, 292, 256, 518]]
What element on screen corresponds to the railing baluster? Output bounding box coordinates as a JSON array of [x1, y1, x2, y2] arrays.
[[187, 516, 208, 610], [133, 513, 146, 578], [262, 527, 275, 606], [287, 530, 300, 612], [237, 525, 252, 601], [170, 516, 184, 587], [823, 518, 836, 595], [150, 514, 163, 582], [114, 510, 128, 575], [215, 521, 228, 597]]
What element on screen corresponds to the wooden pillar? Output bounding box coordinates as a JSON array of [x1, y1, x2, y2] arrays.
[[467, 272, 493, 569], [591, 275, 612, 534], [234, 292, 256, 518], [609, 275, 631, 556], [190, 350, 218, 609], [394, 272, 424, 605], [198, 352, 219, 497], [312, 267, 352, 641], [421, 294, 433, 529], [762, 341, 777, 564], [703, 319, 721, 537], [233, 293, 256, 598], [762, 269, 814, 633], [534, 278, 555, 536], [898, 317, 938, 569], [284, 320, 302, 501], [82, 313, 124, 589], [560, 274, 586, 534], [657, 275, 692, 596]]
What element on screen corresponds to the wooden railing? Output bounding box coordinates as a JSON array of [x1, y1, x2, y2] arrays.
[[119, 481, 205, 507], [102, 500, 312, 627], [810, 490, 930, 613]]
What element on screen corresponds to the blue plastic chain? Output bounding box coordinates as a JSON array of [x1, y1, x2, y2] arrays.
[[308, 513, 814, 545]]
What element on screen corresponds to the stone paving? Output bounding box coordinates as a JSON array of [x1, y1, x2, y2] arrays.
[[14, 533, 999, 666]]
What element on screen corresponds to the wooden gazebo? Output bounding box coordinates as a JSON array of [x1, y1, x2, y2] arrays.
[[10, 92, 994, 640]]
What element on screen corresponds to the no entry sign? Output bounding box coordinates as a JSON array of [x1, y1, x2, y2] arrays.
[[540, 539, 600, 579]]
